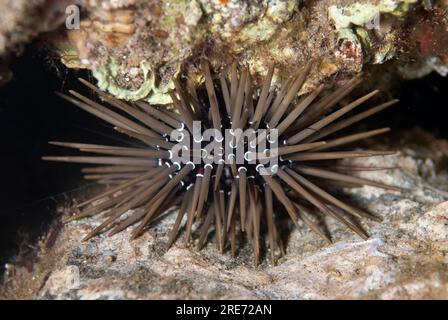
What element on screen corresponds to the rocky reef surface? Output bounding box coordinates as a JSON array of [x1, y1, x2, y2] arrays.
[[1, 1, 448, 98], [1, 129, 447, 300], [58, 0, 448, 104]]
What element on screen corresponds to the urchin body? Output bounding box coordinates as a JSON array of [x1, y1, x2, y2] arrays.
[[44, 61, 398, 265]]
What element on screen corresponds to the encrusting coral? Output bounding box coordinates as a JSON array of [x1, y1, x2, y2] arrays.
[[1, 1, 447, 96], [48, 0, 446, 106]]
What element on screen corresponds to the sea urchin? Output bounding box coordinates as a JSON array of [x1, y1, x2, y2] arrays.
[[44, 61, 399, 265]]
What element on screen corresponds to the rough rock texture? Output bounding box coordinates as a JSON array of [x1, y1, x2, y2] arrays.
[[1, 1, 447, 93], [1, 128, 447, 300], [397, 4, 448, 79], [51, 0, 448, 104], [0, 0, 80, 86], [0, 0, 80, 55]]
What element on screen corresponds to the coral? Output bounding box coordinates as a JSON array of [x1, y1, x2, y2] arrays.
[[63, 0, 205, 104], [1, 1, 446, 96], [92, 58, 177, 104], [52, 0, 438, 105]]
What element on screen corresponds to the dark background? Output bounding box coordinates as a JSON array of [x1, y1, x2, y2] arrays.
[[0, 45, 447, 269], [0, 46, 121, 267]]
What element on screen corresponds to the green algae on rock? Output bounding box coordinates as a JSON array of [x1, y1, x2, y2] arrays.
[[93, 58, 177, 104]]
